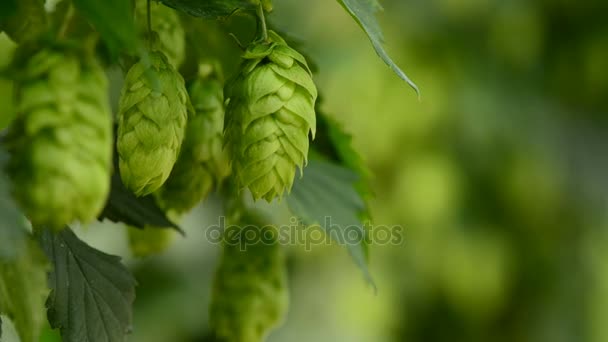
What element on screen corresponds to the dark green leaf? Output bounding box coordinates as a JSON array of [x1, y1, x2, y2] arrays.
[[0, 238, 49, 342], [39, 227, 137, 342], [157, 0, 257, 19], [0, 0, 47, 43], [99, 171, 182, 233], [287, 159, 375, 289], [73, 0, 138, 55], [0, 148, 27, 260], [336, 0, 419, 94]]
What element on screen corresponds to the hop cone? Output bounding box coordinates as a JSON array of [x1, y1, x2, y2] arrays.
[[155, 63, 230, 213], [4, 46, 113, 229], [117, 49, 188, 197], [224, 31, 317, 202], [127, 226, 175, 257], [135, 0, 185, 68], [210, 217, 288, 342]]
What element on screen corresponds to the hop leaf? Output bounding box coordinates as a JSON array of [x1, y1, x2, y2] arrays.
[[224, 31, 317, 202], [117, 49, 188, 197], [155, 63, 229, 213], [135, 0, 186, 68], [4, 46, 113, 229], [210, 214, 288, 342]]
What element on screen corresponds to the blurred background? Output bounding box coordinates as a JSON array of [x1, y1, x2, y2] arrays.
[[2, 0, 608, 341]]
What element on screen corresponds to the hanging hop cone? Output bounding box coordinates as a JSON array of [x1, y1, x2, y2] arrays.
[[4, 45, 113, 229], [127, 225, 175, 257], [224, 31, 317, 202], [155, 63, 230, 213], [117, 48, 189, 197], [135, 0, 186, 68], [210, 215, 288, 342]]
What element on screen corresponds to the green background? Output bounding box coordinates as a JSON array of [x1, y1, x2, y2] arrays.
[[2, 0, 608, 341]]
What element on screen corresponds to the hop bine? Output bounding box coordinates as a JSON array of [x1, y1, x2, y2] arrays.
[[224, 31, 317, 202], [210, 214, 288, 342], [4, 45, 113, 229], [116, 48, 188, 197]]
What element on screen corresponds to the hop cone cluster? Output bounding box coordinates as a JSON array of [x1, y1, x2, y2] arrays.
[[224, 31, 317, 202], [117, 50, 188, 197], [210, 217, 288, 342], [135, 0, 185, 68], [155, 63, 229, 213], [4, 46, 113, 229]]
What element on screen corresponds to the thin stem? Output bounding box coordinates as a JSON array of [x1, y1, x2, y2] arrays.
[[256, 3, 268, 42], [147, 0, 152, 49], [57, 4, 75, 39]]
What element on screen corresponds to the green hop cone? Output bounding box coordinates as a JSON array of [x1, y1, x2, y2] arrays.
[[117, 49, 188, 197], [224, 31, 317, 202], [210, 218, 288, 342], [135, 0, 186, 68], [4, 46, 113, 229], [127, 226, 175, 257], [156, 63, 230, 213]]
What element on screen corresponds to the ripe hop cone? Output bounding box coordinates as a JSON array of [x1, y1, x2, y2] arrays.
[[117, 49, 188, 197], [155, 63, 230, 213], [224, 31, 317, 202], [4, 46, 113, 229], [135, 0, 185, 68], [210, 217, 288, 342]]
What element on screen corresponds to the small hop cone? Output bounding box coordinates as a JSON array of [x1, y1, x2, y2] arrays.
[[127, 226, 175, 258], [117, 49, 188, 197], [4, 46, 113, 229], [210, 221, 288, 342], [135, 0, 186, 68], [155, 63, 229, 213], [225, 31, 317, 202]]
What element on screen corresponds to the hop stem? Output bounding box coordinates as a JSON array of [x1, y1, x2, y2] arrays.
[[256, 2, 268, 42]]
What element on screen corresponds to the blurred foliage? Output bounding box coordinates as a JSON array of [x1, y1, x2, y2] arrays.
[[2, 0, 608, 341]]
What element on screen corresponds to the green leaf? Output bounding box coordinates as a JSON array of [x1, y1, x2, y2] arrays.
[[336, 0, 419, 94], [0, 149, 28, 260], [0, 0, 47, 43], [0, 238, 50, 342], [39, 227, 137, 342], [99, 171, 182, 233], [314, 111, 374, 259], [73, 0, 138, 55], [287, 159, 375, 289], [156, 0, 258, 19]]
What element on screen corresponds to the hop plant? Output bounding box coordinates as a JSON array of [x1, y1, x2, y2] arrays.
[[210, 216, 288, 342], [117, 48, 188, 197], [224, 31, 317, 202], [155, 63, 230, 213], [135, 0, 186, 68], [4, 45, 113, 229]]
